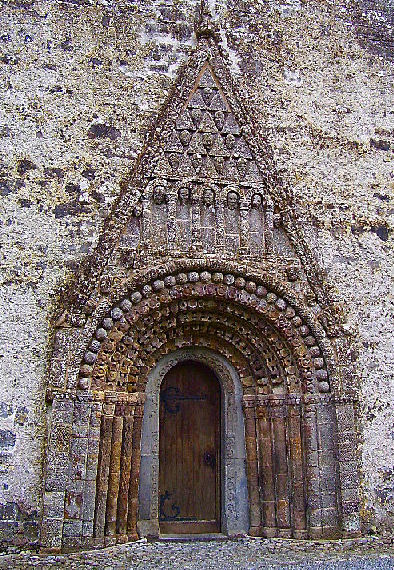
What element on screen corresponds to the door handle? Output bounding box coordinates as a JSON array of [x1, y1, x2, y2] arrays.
[[203, 451, 216, 469]]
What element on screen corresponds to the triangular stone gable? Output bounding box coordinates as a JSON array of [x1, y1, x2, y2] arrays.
[[57, 31, 337, 337], [154, 66, 263, 186]]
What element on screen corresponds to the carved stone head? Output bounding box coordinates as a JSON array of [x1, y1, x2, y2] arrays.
[[251, 193, 262, 209], [227, 190, 239, 210], [214, 111, 225, 131], [133, 202, 143, 217], [178, 186, 190, 204], [202, 187, 215, 206], [153, 185, 166, 205], [202, 133, 214, 149]]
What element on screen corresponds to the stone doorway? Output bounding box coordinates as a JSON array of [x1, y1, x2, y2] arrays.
[[159, 361, 221, 534], [138, 348, 250, 539], [41, 266, 361, 549]]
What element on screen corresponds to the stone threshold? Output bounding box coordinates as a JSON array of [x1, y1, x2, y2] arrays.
[[158, 533, 229, 542]]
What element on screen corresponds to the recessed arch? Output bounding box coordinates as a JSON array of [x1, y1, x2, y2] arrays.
[[78, 268, 331, 396], [138, 347, 249, 538], [42, 266, 344, 545]]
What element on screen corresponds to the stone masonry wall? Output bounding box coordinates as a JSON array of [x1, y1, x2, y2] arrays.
[[0, 0, 392, 547]]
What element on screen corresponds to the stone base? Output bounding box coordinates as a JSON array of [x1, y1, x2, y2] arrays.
[[137, 519, 160, 539]]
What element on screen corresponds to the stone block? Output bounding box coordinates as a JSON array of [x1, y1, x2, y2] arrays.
[[320, 491, 338, 508], [338, 462, 360, 488], [321, 506, 339, 527], [341, 486, 360, 503], [73, 401, 91, 426], [0, 520, 18, 541], [82, 520, 94, 537], [62, 536, 83, 549], [50, 424, 72, 454], [23, 520, 39, 542], [62, 519, 82, 538], [43, 491, 65, 519], [316, 404, 335, 425], [45, 467, 70, 493], [335, 405, 355, 432], [317, 424, 335, 450], [81, 481, 97, 520], [72, 423, 89, 438], [342, 500, 361, 517], [70, 436, 88, 479], [64, 490, 83, 520], [85, 450, 99, 481], [308, 509, 322, 527], [40, 518, 63, 549], [319, 474, 337, 494]]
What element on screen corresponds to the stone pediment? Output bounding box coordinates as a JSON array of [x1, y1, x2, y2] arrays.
[[58, 11, 339, 337], [115, 63, 276, 265]]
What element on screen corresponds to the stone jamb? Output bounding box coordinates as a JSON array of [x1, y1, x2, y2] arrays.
[[137, 347, 250, 538]]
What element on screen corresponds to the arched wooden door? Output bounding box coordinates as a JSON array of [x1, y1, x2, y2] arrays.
[[159, 361, 221, 534]]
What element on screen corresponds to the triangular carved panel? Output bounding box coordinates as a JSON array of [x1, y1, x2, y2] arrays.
[[159, 67, 262, 187], [116, 65, 285, 265]]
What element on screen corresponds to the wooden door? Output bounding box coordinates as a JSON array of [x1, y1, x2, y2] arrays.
[[159, 361, 221, 534]]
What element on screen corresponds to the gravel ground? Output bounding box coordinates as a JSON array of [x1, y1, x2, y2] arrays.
[[1, 537, 393, 570]]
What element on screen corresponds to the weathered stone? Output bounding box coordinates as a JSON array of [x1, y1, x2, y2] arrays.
[[0, 0, 391, 552]]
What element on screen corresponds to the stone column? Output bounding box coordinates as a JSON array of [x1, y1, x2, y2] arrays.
[[127, 396, 145, 539], [93, 397, 115, 543], [104, 406, 124, 539], [242, 395, 262, 536], [303, 395, 323, 538], [287, 396, 307, 538], [255, 397, 276, 537], [116, 400, 135, 538], [270, 397, 291, 537]]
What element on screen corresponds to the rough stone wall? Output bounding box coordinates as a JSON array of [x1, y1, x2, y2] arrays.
[[0, 0, 392, 547]]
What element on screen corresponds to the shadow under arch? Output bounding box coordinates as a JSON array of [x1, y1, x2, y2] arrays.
[[138, 346, 249, 538]]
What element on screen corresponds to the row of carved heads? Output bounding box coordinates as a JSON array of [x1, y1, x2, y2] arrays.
[[142, 180, 273, 211]]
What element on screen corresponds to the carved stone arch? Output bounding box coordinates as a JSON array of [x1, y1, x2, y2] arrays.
[[77, 267, 333, 395], [91, 297, 302, 394], [43, 263, 360, 549]]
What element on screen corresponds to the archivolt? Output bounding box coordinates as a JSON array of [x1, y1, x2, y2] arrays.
[[77, 267, 333, 396]]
